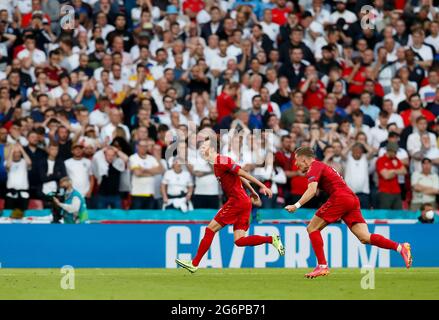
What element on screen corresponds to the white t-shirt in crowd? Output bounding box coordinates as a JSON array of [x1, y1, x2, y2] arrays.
[[89, 109, 110, 128], [162, 169, 193, 196], [6, 158, 29, 190], [387, 113, 405, 129], [129, 153, 159, 196], [204, 47, 220, 67], [344, 154, 370, 194], [14, 0, 32, 14], [49, 86, 78, 100], [419, 84, 438, 106], [411, 171, 439, 205], [384, 91, 406, 109], [64, 157, 92, 196], [189, 154, 219, 196], [261, 21, 280, 43], [406, 131, 437, 156], [210, 54, 235, 72], [241, 88, 259, 111], [329, 10, 357, 24], [410, 44, 434, 64], [100, 122, 131, 144], [226, 44, 242, 58], [370, 125, 388, 149], [17, 49, 47, 66], [425, 34, 439, 52]]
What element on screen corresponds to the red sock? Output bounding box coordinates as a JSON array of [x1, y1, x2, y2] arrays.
[[309, 230, 327, 265], [192, 228, 216, 267], [235, 235, 272, 247], [370, 234, 399, 251]]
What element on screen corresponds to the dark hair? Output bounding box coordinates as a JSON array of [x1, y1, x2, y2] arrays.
[[388, 131, 400, 138], [158, 124, 169, 132], [416, 116, 427, 123], [379, 110, 389, 118], [49, 49, 61, 57], [351, 110, 364, 118], [421, 157, 432, 164], [420, 203, 433, 211], [409, 93, 421, 100]]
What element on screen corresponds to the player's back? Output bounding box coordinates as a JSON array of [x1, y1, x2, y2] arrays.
[[307, 160, 354, 197], [213, 155, 248, 201]]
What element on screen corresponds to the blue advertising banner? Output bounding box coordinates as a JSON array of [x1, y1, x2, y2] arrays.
[[0, 224, 438, 268]]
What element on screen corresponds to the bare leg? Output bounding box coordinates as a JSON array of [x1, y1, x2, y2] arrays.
[[350, 222, 399, 251], [306, 215, 329, 234], [349, 223, 372, 244]]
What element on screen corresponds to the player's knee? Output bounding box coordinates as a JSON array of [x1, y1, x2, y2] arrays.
[[306, 225, 316, 234], [358, 235, 370, 244]]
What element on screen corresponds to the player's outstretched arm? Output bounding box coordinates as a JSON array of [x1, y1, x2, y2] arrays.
[[239, 177, 260, 203], [285, 182, 318, 213], [237, 168, 273, 198]]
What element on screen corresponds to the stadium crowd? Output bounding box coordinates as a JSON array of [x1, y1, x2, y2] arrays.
[[0, 0, 438, 215]]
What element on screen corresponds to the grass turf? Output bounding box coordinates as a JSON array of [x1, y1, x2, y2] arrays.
[[0, 268, 438, 300]]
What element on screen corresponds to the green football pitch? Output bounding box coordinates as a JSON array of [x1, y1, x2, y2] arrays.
[[0, 268, 438, 300]]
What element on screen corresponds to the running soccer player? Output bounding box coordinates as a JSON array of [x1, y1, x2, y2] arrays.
[[285, 146, 412, 278], [176, 140, 285, 273]]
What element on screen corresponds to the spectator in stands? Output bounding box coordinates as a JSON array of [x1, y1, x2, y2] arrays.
[[370, 110, 390, 149], [418, 203, 436, 224], [93, 146, 128, 209], [411, 158, 439, 210], [360, 91, 380, 122], [64, 143, 94, 206], [161, 157, 194, 212], [378, 130, 410, 197], [376, 142, 407, 209], [40, 143, 66, 207], [407, 116, 438, 157], [24, 130, 46, 200], [52, 176, 88, 224], [5, 143, 31, 216], [419, 69, 439, 106], [401, 94, 436, 127], [344, 142, 374, 209], [188, 138, 220, 209], [129, 139, 164, 209]]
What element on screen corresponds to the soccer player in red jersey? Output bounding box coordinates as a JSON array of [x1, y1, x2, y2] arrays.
[[176, 140, 285, 273], [285, 147, 413, 278]]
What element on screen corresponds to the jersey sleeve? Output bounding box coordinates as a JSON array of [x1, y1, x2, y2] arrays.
[[306, 161, 323, 184], [376, 157, 387, 177], [218, 156, 241, 174]]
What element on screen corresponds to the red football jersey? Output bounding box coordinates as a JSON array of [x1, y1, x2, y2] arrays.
[[214, 155, 247, 200], [306, 160, 352, 196]]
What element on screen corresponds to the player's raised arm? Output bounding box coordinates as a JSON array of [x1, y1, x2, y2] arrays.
[[237, 168, 273, 198], [285, 181, 318, 213]]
